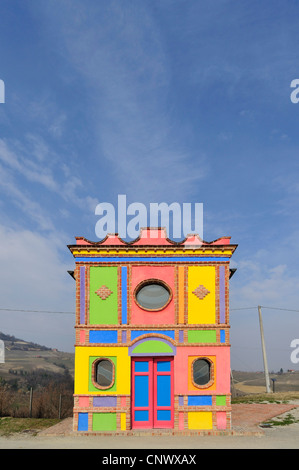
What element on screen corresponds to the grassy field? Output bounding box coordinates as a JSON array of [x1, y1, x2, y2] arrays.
[[0, 417, 61, 436], [232, 390, 299, 403]]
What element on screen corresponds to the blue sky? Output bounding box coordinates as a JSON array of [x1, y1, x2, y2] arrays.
[[0, 0, 299, 372]]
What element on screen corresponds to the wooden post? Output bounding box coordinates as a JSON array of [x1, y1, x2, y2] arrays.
[[29, 387, 33, 418], [58, 394, 62, 419], [230, 369, 236, 397]]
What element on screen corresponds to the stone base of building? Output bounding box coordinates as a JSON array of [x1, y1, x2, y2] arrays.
[[72, 427, 263, 437], [73, 409, 233, 434]]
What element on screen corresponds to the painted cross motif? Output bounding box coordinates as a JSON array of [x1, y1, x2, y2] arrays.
[[95, 285, 113, 300], [192, 284, 210, 300]]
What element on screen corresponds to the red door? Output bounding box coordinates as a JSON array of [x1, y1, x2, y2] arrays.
[[131, 357, 174, 429]]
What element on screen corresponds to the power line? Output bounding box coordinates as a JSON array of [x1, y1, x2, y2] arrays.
[[0, 308, 74, 314], [260, 306, 299, 313], [230, 307, 256, 311], [231, 305, 299, 313], [0, 305, 298, 315]]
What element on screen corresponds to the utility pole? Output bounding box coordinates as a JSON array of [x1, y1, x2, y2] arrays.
[[258, 305, 271, 393]]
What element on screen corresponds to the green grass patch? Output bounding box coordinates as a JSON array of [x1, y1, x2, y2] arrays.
[[231, 392, 297, 404], [232, 391, 299, 404], [0, 417, 60, 436], [262, 413, 299, 427], [232, 396, 288, 404]]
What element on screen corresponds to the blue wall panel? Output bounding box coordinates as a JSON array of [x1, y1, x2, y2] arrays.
[[78, 412, 89, 431], [131, 330, 175, 340], [76, 257, 230, 263], [220, 329, 226, 343], [121, 266, 127, 324], [89, 330, 118, 343], [188, 396, 212, 406]]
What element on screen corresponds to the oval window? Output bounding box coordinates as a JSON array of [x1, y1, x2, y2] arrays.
[[192, 358, 211, 386], [94, 358, 114, 389], [135, 280, 172, 311]]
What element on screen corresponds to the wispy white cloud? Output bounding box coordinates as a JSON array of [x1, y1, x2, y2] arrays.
[[0, 137, 98, 230], [231, 261, 299, 307], [33, 1, 207, 202], [0, 163, 56, 232], [0, 138, 58, 191], [0, 223, 74, 350]]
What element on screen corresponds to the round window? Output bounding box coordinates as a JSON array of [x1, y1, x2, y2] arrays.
[[135, 280, 172, 311], [94, 358, 114, 389], [192, 358, 211, 386]]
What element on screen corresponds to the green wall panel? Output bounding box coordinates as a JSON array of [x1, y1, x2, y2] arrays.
[[132, 340, 173, 354], [187, 330, 217, 343], [216, 395, 226, 406], [92, 412, 117, 431], [89, 266, 118, 325]]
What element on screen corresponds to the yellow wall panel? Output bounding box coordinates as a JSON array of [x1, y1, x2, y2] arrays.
[[188, 266, 216, 324], [188, 411, 213, 430], [74, 346, 130, 395], [121, 413, 126, 431]]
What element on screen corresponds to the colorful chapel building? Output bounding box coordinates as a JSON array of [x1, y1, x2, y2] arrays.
[[68, 228, 237, 434]]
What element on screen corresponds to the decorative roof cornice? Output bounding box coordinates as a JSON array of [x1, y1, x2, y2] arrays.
[[68, 227, 237, 258]]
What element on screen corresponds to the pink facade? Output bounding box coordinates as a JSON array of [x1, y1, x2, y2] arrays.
[[131, 266, 175, 325], [174, 346, 231, 395]]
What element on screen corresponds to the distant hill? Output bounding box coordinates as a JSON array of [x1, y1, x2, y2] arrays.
[[0, 331, 53, 352], [232, 369, 299, 395], [0, 331, 74, 390]]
